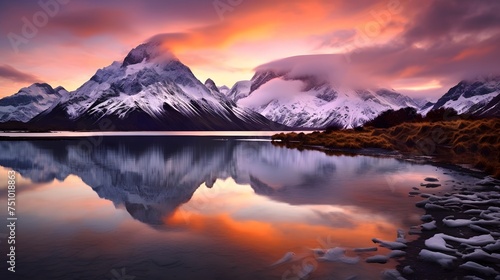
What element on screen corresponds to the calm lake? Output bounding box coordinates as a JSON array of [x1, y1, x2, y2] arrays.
[[0, 134, 465, 279]]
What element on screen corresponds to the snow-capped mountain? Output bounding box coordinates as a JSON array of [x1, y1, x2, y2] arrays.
[[431, 76, 500, 116], [233, 65, 419, 128], [2, 42, 497, 132], [22, 41, 285, 131], [0, 83, 67, 122]]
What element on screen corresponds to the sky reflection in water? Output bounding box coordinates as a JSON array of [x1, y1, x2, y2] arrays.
[[0, 136, 456, 279]]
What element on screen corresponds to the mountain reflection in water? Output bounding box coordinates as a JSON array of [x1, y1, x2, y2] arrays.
[[0, 137, 452, 280]]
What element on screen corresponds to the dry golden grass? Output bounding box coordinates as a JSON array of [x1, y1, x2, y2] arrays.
[[273, 119, 500, 178]]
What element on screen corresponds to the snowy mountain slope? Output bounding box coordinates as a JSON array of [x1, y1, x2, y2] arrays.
[[0, 83, 67, 122], [470, 93, 500, 117], [431, 77, 500, 115], [24, 41, 286, 131], [375, 89, 419, 108], [235, 67, 419, 128], [62, 42, 224, 119]]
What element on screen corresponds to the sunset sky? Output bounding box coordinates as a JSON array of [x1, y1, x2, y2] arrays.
[[0, 0, 499, 98]]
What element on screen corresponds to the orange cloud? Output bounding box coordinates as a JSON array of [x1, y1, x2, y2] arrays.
[[151, 0, 387, 55], [452, 45, 495, 62]]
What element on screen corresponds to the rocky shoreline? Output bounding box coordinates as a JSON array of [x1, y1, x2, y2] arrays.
[[394, 175, 500, 279]]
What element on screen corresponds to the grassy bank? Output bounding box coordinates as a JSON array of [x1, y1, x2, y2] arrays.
[[272, 118, 500, 178]]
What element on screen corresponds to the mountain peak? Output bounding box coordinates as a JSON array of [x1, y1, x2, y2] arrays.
[[204, 78, 221, 94], [218, 85, 230, 95], [122, 41, 177, 67], [204, 78, 216, 87], [0, 83, 67, 123], [28, 83, 54, 92], [14, 83, 67, 97], [54, 86, 67, 93]]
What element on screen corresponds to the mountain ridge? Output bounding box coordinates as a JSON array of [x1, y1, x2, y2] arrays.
[[233, 67, 421, 128], [0, 44, 498, 131], [0, 42, 288, 131], [0, 83, 68, 123], [431, 76, 500, 117]]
